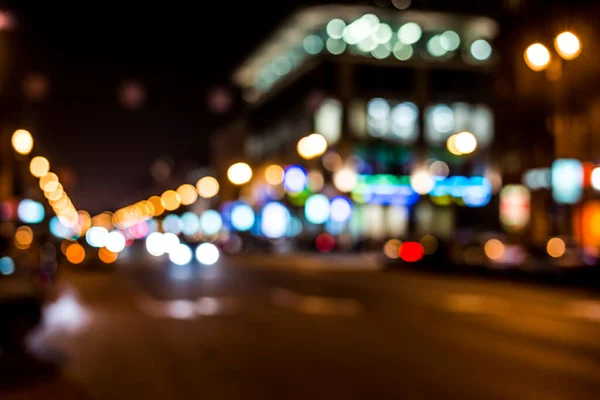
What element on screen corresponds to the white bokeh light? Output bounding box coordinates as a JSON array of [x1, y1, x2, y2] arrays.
[[231, 203, 255, 231], [261, 202, 290, 239], [195, 243, 220, 266], [169, 243, 193, 266], [105, 231, 126, 253], [146, 232, 166, 256], [330, 197, 352, 223], [86, 226, 109, 248], [305, 194, 330, 225]]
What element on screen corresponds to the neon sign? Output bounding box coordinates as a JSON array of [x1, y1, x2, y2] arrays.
[[552, 159, 583, 204], [352, 174, 492, 207]]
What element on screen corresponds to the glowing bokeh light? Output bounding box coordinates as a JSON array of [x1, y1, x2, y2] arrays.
[[399, 242, 424, 262], [105, 231, 126, 253], [524, 43, 551, 71], [177, 184, 198, 206], [199, 210, 223, 235], [333, 167, 358, 192], [0, 257, 15, 275], [283, 165, 308, 193], [231, 203, 255, 231], [383, 239, 402, 259], [316, 233, 335, 253], [195, 243, 220, 266], [86, 226, 109, 248], [196, 176, 220, 198], [98, 247, 118, 264], [330, 196, 352, 223], [161, 190, 182, 211], [484, 239, 505, 261], [227, 162, 253, 185], [11, 129, 34, 155], [169, 243, 193, 266], [471, 39, 492, 61], [410, 170, 435, 195], [305, 194, 330, 224], [554, 31, 581, 60], [66, 243, 85, 265], [181, 212, 200, 236], [453, 131, 478, 155], [17, 199, 45, 224], [163, 214, 183, 235], [398, 22, 422, 45], [29, 156, 50, 178], [547, 237, 566, 258], [265, 165, 284, 185], [162, 232, 180, 254], [261, 202, 290, 239], [146, 232, 166, 256]]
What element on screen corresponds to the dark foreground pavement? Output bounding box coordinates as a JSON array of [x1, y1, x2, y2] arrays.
[[4, 256, 600, 399]]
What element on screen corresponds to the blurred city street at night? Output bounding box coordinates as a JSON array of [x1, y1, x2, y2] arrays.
[[3, 0, 600, 398]]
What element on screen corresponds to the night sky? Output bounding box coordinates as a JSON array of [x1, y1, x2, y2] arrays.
[[1, 0, 307, 213]]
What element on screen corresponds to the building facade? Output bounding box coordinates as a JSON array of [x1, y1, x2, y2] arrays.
[[213, 3, 506, 249]]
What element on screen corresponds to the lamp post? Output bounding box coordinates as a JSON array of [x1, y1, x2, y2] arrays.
[[523, 31, 582, 242]]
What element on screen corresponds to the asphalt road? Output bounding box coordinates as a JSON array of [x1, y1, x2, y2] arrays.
[[4, 256, 600, 399]]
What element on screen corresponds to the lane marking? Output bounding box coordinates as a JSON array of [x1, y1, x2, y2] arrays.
[[137, 296, 239, 320], [270, 288, 363, 317]]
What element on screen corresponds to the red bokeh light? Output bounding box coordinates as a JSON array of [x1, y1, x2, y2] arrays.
[[399, 242, 424, 263], [316, 233, 335, 253]]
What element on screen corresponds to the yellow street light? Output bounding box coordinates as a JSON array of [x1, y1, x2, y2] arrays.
[[196, 176, 220, 198], [176, 184, 198, 206], [554, 31, 581, 60], [454, 131, 478, 155], [11, 129, 34, 155], [524, 43, 551, 71], [161, 190, 181, 211], [29, 156, 50, 178], [446, 134, 461, 155], [265, 165, 284, 185], [297, 133, 328, 160], [227, 162, 253, 185]]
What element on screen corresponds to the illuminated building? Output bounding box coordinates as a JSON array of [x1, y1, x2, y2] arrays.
[[213, 3, 504, 244]]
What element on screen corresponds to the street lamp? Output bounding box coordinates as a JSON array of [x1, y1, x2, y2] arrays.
[[554, 31, 581, 60], [297, 133, 328, 160], [524, 31, 581, 72], [11, 129, 34, 155], [446, 132, 477, 156], [227, 162, 253, 185], [524, 43, 551, 71]]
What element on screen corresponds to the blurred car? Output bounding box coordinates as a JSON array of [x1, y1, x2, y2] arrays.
[[0, 239, 44, 354]]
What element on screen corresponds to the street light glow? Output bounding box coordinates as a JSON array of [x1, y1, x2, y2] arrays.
[[297, 133, 328, 160], [454, 132, 478, 155], [11, 129, 34, 155], [227, 162, 253, 185], [554, 31, 581, 60], [524, 43, 551, 71], [196, 176, 220, 198], [30, 156, 50, 178]]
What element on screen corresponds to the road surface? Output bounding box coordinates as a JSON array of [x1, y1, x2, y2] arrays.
[[4, 256, 600, 399]]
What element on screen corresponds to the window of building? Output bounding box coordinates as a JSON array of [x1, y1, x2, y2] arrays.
[[425, 103, 494, 147], [315, 98, 343, 145], [367, 98, 419, 143]]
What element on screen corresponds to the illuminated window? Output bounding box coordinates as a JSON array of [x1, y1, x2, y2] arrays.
[[425, 104, 454, 144], [315, 98, 343, 145], [367, 98, 390, 137], [472, 105, 494, 148], [386, 206, 409, 237], [391, 102, 419, 144], [349, 100, 367, 138]]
